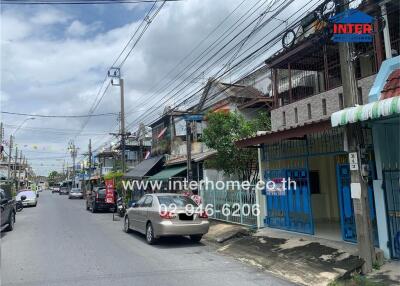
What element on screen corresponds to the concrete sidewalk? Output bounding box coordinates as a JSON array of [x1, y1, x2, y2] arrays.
[[367, 260, 400, 285], [205, 221, 366, 286]]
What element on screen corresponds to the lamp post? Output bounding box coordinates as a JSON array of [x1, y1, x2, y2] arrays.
[[13, 117, 35, 136]]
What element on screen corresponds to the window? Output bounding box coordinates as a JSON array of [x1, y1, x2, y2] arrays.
[[157, 195, 198, 207], [143, 196, 153, 208], [322, 98, 327, 116], [294, 108, 298, 123], [136, 196, 146, 207], [307, 103, 312, 119], [357, 87, 363, 105], [339, 93, 344, 110], [282, 111, 286, 126]]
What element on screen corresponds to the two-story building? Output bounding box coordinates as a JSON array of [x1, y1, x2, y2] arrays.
[[236, 0, 399, 260]]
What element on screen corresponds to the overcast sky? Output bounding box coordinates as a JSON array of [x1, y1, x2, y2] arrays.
[[1, 0, 323, 176]]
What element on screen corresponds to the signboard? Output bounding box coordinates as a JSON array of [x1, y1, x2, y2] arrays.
[[184, 115, 203, 121], [105, 179, 115, 204], [330, 9, 373, 43], [349, 152, 359, 170]]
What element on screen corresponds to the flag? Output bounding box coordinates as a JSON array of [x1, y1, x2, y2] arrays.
[[157, 127, 167, 139]]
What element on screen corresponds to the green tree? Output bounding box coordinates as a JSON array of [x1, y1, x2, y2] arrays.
[[48, 170, 60, 186], [202, 111, 270, 183]]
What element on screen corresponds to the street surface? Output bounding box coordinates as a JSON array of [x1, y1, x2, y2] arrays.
[[1, 191, 293, 286]]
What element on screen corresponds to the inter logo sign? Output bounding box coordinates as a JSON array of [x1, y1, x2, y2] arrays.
[[330, 9, 373, 43]]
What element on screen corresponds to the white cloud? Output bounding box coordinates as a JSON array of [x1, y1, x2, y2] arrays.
[[30, 8, 71, 25], [1, 0, 317, 175], [66, 20, 101, 37]]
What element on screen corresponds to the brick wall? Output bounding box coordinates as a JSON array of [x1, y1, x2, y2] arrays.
[[270, 75, 376, 131]]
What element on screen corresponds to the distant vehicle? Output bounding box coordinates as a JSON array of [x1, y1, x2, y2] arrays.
[[69, 188, 83, 199], [16, 190, 37, 207], [86, 188, 116, 213], [52, 187, 60, 194], [124, 193, 209, 244], [0, 188, 19, 232], [59, 187, 69, 195]]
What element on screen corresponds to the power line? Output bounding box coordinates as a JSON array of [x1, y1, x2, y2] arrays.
[[1, 0, 179, 4], [123, 0, 265, 117], [73, 0, 167, 139], [125, 0, 296, 129], [1, 111, 117, 118], [122, 0, 279, 130], [2, 123, 112, 135], [88, 0, 285, 153]]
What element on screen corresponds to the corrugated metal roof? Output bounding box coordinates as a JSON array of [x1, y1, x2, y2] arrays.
[[165, 150, 217, 166], [124, 155, 164, 179], [147, 166, 187, 181], [235, 119, 331, 147], [331, 96, 400, 127]]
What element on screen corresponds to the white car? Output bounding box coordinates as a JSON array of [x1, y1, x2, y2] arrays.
[[16, 190, 38, 207]]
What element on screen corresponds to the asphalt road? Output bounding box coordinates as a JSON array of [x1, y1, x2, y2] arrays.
[[1, 191, 293, 286]]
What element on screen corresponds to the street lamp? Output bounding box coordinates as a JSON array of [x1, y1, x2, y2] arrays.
[[13, 117, 35, 136]]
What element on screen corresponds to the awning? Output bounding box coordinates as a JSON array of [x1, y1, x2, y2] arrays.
[[331, 96, 400, 127], [147, 166, 187, 181], [165, 150, 217, 166], [235, 119, 331, 148], [124, 155, 164, 179]]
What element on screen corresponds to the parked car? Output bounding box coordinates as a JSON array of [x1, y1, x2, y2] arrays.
[[123, 193, 209, 244], [0, 188, 18, 232], [16, 190, 38, 207], [59, 187, 69, 195], [69, 188, 83, 199], [86, 188, 115, 213], [52, 187, 60, 194]]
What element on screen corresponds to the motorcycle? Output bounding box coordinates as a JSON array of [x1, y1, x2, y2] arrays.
[[16, 200, 23, 212], [117, 197, 126, 217]]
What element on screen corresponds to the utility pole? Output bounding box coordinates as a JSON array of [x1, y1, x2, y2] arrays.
[[88, 139, 92, 194], [120, 78, 126, 173], [186, 120, 192, 183], [68, 140, 78, 188], [338, 0, 375, 274], [7, 135, 13, 180], [0, 122, 3, 161], [109, 67, 126, 173], [14, 145, 18, 189], [18, 150, 22, 186]]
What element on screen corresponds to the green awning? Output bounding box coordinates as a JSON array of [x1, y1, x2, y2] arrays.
[[147, 166, 187, 181], [331, 96, 400, 127]]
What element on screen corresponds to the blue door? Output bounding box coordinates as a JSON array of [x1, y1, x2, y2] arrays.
[[383, 169, 400, 259], [336, 164, 379, 244], [264, 169, 314, 235], [336, 164, 357, 242]]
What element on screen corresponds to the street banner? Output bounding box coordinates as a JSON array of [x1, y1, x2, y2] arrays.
[[105, 179, 115, 204]]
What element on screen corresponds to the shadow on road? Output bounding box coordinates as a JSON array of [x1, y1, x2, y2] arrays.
[[126, 230, 206, 249]]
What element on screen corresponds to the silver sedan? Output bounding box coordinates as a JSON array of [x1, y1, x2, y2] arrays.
[[16, 190, 38, 207], [68, 188, 83, 199], [124, 193, 209, 244]]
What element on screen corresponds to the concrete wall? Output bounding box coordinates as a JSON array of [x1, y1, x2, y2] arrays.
[[270, 75, 376, 131]]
